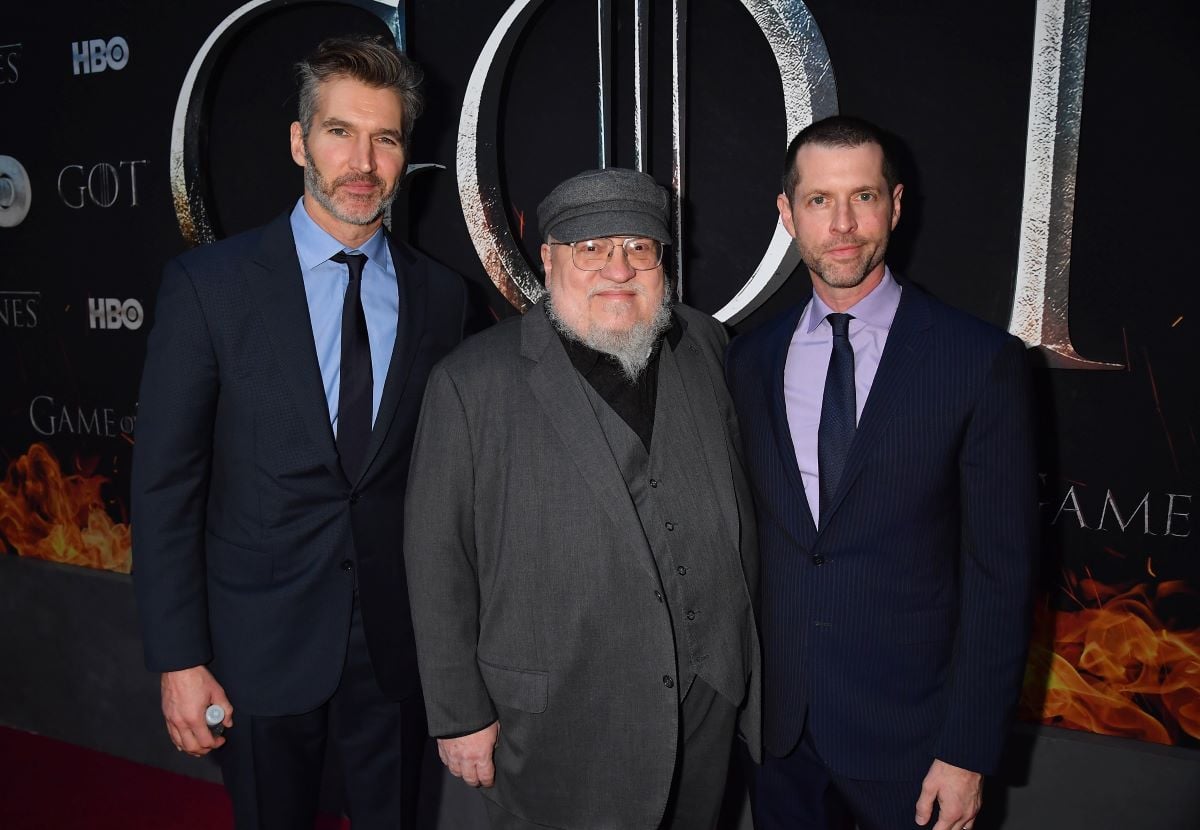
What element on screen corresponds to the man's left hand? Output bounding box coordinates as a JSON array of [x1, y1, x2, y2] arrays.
[[915, 758, 982, 830]]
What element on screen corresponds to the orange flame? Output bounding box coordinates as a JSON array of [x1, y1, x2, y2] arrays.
[[0, 443, 132, 574], [1019, 577, 1200, 745]]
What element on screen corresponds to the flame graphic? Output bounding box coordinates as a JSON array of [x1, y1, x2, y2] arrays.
[[0, 443, 132, 573], [1019, 576, 1200, 745]]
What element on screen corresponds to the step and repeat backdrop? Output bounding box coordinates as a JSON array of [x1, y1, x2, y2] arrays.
[[2, 0, 1197, 750]]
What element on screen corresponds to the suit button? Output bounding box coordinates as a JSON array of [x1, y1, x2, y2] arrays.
[[349, 492, 359, 505], [662, 675, 675, 688], [676, 565, 687, 576], [665, 522, 675, 531], [686, 610, 696, 621], [341, 559, 354, 571], [649, 478, 659, 488], [654, 590, 664, 603], [812, 554, 825, 566]]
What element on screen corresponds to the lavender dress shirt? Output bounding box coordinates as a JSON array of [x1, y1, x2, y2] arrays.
[[784, 267, 903, 524]]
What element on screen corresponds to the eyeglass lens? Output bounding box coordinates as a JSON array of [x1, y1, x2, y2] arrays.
[[572, 238, 662, 270]]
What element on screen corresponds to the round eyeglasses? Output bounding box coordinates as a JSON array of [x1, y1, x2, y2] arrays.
[[549, 237, 665, 271]]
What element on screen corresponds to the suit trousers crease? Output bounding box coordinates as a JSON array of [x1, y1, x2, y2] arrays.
[[483, 676, 737, 830], [218, 598, 427, 829]]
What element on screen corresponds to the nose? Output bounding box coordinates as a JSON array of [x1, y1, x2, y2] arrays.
[[348, 135, 376, 173], [600, 244, 637, 282], [831, 199, 857, 235]]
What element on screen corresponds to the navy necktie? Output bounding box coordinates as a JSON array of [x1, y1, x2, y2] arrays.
[[332, 251, 372, 480], [818, 312, 855, 525]]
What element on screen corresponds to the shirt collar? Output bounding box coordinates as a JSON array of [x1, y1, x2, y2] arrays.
[[289, 197, 388, 271], [805, 266, 902, 333]]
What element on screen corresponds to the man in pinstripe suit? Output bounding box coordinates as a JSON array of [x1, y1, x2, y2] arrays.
[[726, 116, 1037, 830]]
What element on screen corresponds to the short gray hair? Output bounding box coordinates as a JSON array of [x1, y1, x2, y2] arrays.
[[295, 35, 423, 148]]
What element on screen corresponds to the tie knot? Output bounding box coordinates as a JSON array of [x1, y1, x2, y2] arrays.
[[826, 312, 853, 338], [330, 251, 368, 281]]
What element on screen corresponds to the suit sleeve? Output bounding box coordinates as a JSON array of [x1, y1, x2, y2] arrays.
[[934, 336, 1038, 773], [131, 259, 219, 673], [403, 363, 497, 736]]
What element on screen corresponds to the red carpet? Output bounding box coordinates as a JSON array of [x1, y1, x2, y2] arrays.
[[0, 726, 349, 829]]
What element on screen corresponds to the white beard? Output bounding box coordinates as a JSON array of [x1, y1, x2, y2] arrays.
[[546, 293, 673, 383]]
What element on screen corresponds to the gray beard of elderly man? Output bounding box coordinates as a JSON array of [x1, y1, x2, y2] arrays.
[[544, 286, 673, 382]]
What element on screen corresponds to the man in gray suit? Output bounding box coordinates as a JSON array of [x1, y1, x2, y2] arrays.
[[404, 168, 761, 829]]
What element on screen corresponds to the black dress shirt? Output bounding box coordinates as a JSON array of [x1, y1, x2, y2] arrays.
[[557, 315, 682, 451]]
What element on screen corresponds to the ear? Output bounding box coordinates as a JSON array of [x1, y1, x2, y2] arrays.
[[776, 192, 797, 238], [540, 243, 554, 278], [890, 183, 904, 230], [289, 122, 306, 168]]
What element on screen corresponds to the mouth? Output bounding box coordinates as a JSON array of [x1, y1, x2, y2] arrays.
[[825, 243, 863, 257], [336, 178, 382, 197], [589, 285, 642, 298], [590, 291, 642, 305]]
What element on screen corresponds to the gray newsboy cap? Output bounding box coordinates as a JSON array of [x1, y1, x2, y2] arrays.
[[537, 168, 671, 244]]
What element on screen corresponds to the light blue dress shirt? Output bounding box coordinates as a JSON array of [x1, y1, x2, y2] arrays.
[[784, 267, 902, 522], [290, 198, 399, 434]]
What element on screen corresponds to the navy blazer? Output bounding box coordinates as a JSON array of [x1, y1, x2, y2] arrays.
[[726, 279, 1037, 780], [132, 211, 466, 715]]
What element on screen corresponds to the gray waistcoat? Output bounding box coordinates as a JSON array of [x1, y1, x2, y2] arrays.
[[581, 343, 746, 704]]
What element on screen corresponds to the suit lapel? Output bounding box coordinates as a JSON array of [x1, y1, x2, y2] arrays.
[[354, 238, 427, 485], [817, 284, 932, 531], [245, 214, 343, 480], [522, 305, 662, 584], [662, 333, 740, 548], [762, 305, 819, 546]]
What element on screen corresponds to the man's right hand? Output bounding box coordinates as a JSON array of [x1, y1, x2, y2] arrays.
[[437, 721, 500, 788], [160, 665, 233, 757]]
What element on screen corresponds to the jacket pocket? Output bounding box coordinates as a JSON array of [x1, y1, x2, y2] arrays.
[[478, 658, 549, 714], [205, 530, 272, 586]]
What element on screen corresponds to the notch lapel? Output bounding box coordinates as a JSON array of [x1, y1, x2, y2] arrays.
[[762, 305, 819, 547], [667, 334, 740, 547], [245, 214, 343, 480], [817, 285, 932, 531], [354, 239, 427, 485]]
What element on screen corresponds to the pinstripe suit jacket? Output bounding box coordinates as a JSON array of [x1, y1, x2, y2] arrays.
[[726, 279, 1037, 780]]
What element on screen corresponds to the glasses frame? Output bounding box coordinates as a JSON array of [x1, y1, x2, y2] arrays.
[[548, 236, 667, 272]]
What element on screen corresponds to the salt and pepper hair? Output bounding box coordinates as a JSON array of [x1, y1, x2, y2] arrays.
[[781, 115, 900, 200], [295, 35, 424, 147]]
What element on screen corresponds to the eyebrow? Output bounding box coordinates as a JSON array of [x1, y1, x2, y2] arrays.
[[320, 117, 402, 141], [803, 184, 882, 196]]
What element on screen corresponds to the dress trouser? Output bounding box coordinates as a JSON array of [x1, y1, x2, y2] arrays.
[[749, 727, 933, 830], [483, 675, 737, 829], [217, 597, 427, 830]]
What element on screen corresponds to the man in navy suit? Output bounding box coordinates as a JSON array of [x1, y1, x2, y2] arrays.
[[132, 36, 466, 828], [726, 116, 1036, 830]]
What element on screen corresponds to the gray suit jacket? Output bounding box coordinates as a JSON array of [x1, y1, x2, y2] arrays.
[[404, 302, 760, 829]]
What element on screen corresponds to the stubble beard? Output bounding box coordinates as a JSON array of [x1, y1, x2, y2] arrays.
[[546, 286, 673, 383], [800, 236, 888, 292], [303, 143, 398, 226]]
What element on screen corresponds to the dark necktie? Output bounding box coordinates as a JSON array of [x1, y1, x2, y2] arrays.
[[818, 312, 855, 525], [331, 251, 372, 480]]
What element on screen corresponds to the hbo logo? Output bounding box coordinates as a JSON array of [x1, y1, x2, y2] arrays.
[[72, 37, 129, 75], [89, 297, 143, 331]]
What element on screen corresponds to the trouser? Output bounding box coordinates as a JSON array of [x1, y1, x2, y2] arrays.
[[749, 728, 933, 830], [483, 675, 738, 829], [217, 599, 427, 830]]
